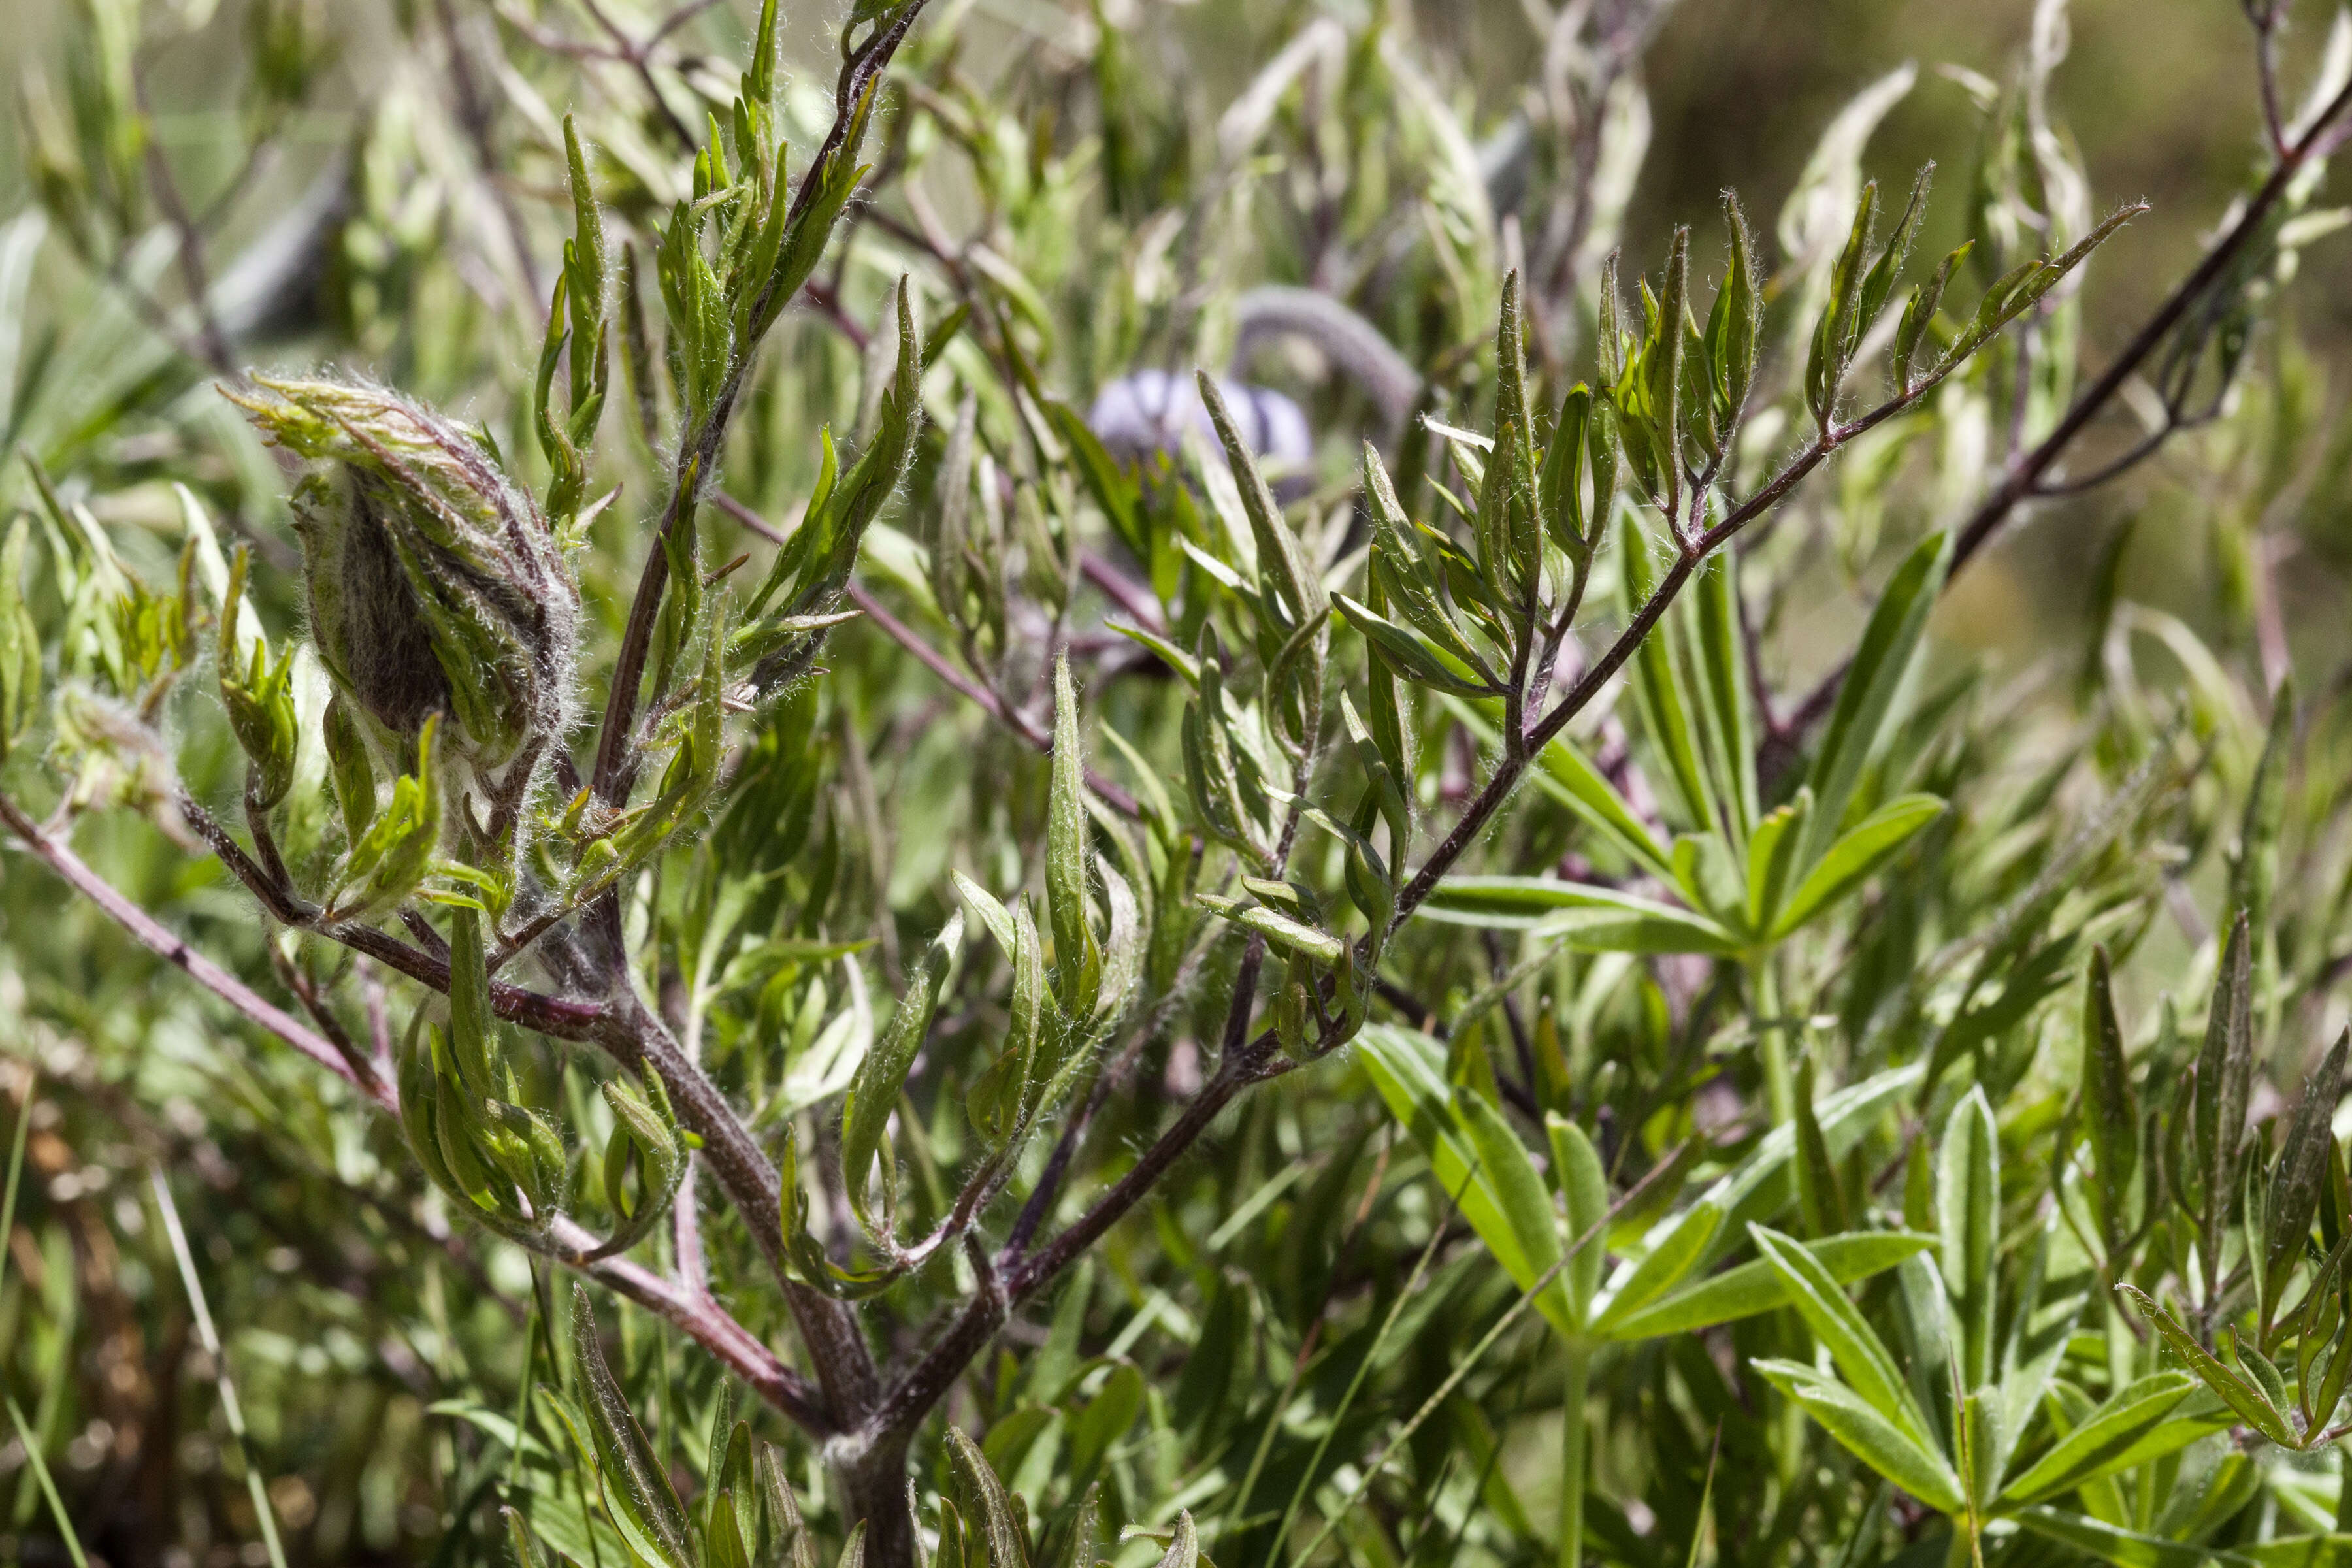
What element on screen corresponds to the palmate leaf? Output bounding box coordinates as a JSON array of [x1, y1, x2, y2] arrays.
[[1590, 1201, 1723, 1330], [1679, 1062, 1925, 1260]]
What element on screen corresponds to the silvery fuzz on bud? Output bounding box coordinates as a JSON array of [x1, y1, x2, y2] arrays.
[[229, 377, 580, 779]]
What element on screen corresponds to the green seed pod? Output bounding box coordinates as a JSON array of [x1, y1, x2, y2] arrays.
[[227, 377, 580, 779]]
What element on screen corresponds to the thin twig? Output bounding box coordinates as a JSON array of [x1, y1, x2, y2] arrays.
[[1777, 72, 2352, 756], [0, 791, 387, 1105], [580, 0, 702, 152], [133, 69, 237, 376], [843, 577, 1146, 818], [436, 0, 544, 306]]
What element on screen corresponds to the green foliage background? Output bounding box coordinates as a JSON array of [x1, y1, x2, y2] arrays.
[[0, 3, 2350, 1568]]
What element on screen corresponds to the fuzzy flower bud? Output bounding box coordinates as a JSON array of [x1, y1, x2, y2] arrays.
[[228, 377, 580, 776]]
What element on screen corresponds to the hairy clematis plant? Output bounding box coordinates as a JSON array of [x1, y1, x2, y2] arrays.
[[6, 1, 2352, 1567]]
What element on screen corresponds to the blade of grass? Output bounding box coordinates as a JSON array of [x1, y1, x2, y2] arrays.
[[0, 1064, 30, 1296], [1290, 1142, 1691, 1565], [1265, 1158, 1472, 1552], [151, 1168, 290, 1568], [1218, 1137, 1435, 1546], [5, 1390, 88, 1568]]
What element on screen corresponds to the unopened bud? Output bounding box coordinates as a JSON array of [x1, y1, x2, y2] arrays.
[[217, 546, 298, 809], [227, 377, 580, 777]]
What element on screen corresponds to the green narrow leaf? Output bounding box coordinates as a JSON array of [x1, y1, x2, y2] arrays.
[[1769, 793, 1945, 939], [1802, 529, 1952, 867], [1855, 164, 1931, 343], [2116, 1285, 2296, 1446], [1744, 789, 1811, 938], [1691, 1065, 1925, 1245], [1941, 1086, 2001, 1389], [1721, 193, 1763, 418], [1047, 1488, 1102, 1568], [2013, 1503, 2259, 1568], [945, 1428, 1029, 1568], [1603, 1232, 1936, 1341], [1358, 1026, 1574, 1338], [1590, 1201, 1722, 1330], [1618, 511, 1715, 835], [1454, 1088, 1576, 1333], [952, 869, 1019, 955], [1198, 372, 1322, 625], [2082, 945, 2138, 1256], [1419, 875, 1740, 955], [1363, 449, 1501, 680], [1957, 1384, 2004, 1520], [1806, 180, 1880, 424], [1550, 1112, 1610, 1322], [1046, 653, 1102, 1017], [1894, 242, 1971, 394], [1654, 228, 1691, 527], [1045, 399, 1145, 562], [569, 1285, 694, 1568], [1750, 1225, 1935, 1445], [0, 519, 42, 760], [1752, 1360, 1962, 1513], [1999, 1372, 2197, 1506], [705, 1489, 753, 1568], [1690, 547, 1757, 843], [1334, 593, 1495, 697], [2266, 1029, 2349, 1320], [1152, 1512, 1198, 1568], [842, 912, 963, 1236], [1793, 1055, 1847, 1237], [2197, 913, 2257, 1275], [1195, 892, 1345, 966]]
